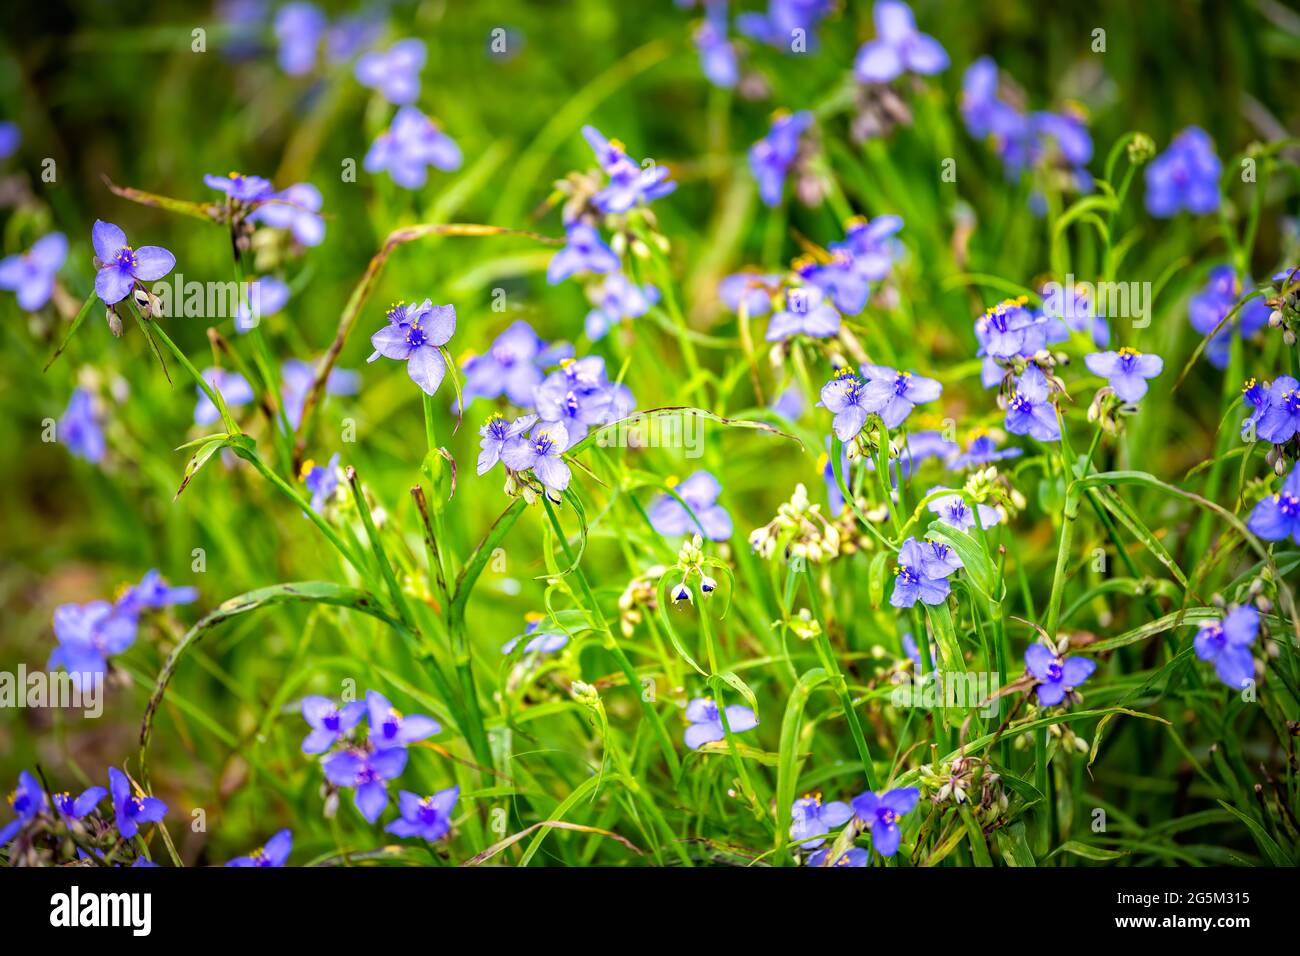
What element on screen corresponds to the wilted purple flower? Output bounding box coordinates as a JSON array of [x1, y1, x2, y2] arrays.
[[281, 358, 359, 430], [807, 846, 869, 867], [791, 794, 854, 849], [203, 171, 275, 203], [1145, 126, 1221, 218], [648, 471, 733, 540], [195, 367, 255, 426], [116, 570, 197, 617], [1256, 375, 1300, 444], [694, 2, 738, 88], [819, 367, 870, 441], [851, 786, 919, 857], [890, 537, 958, 608], [547, 224, 619, 285], [0, 232, 66, 310], [749, 111, 811, 207], [364, 107, 462, 189], [0, 771, 45, 845], [1024, 644, 1096, 706], [386, 787, 459, 841], [501, 420, 572, 494], [368, 300, 456, 396], [59, 389, 106, 464], [247, 183, 325, 247], [766, 285, 841, 341], [1084, 347, 1163, 403], [585, 274, 659, 340], [367, 690, 441, 749], [927, 487, 1000, 532], [460, 321, 572, 408], [719, 270, 778, 316], [302, 453, 340, 512], [478, 413, 537, 475], [951, 433, 1021, 469], [0, 121, 19, 159], [355, 39, 425, 104], [859, 365, 942, 429], [275, 3, 327, 75], [503, 616, 569, 655], [322, 746, 408, 823], [52, 785, 107, 822], [1247, 462, 1300, 543], [854, 1, 948, 84], [1194, 606, 1258, 690], [108, 768, 167, 840], [1189, 266, 1270, 369], [226, 829, 292, 867], [92, 220, 176, 307], [684, 697, 758, 750], [49, 600, 137, 681], [300, 694, 367, 754]]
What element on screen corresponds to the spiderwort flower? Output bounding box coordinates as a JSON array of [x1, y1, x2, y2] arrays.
[[0, 232, 66, 310], [533, 367, 621, 444], [203, 171, 275, 203], [0, 771, 45, 845], [831, 214, 904, 282], [854, 1, 948, 84], [300, 694, 367, 754], [547, 224, 619, 285], [1144, 126, 1221, 218], [91, 220, 176, 307], [737, 0, 832, 50], [247, 183, 326, 247], [976, 296, 1039, 360], [1194, 606, 1258, 691], [116, 569, 197, 617], [694, 2, 737, 88], [501, 420, 572, 494], [719, 270, 778, 316], [648, 471, 733, 540], [1241, 378, 1268, 440], [49, 600, 137, 682], [683, 697, 758, 750], [367, 690, 441, 749], [927, 487, 1001, 532], [766, 285, 841, 341], [225, 829, 292, 867], [59, 389, 106, 464], [354, 39, 425, 104], [194, 368, 254, 426], [859, 365, 942, 429], [281, 358, 360, 430], [749, 110, 812, 207], [503, 615, 570, 654], [460, 320, 572, 408], [1247, 462, 1300, 543], [108, 768, 167, 840], [1024, 645, 1096, 706], [1004, 368, 1060, 442], [795, 253, 869, 316], [1188, 266, 1270, 369], [322, 746, 408, 824], [364, 107, 462, 189], [790, 794, 854, 849], [302, 453, 340, 512], [1257, 375, 1300, 444], [890, 537, 956, 608], [386, 787, 459, 841], [368, 300, 456, 396], [585, 274, 659, 340], [235, 276, 290, 333], [819, 368, 870, 441], [1084, 347, 1163, 403], [275, 3, 327, 75], [52, 786, 107, 822], [850, 786, 920, 857], [807, 846, 869, 867], [951, 433, 1021, 469], [478, 413, 538, 475]]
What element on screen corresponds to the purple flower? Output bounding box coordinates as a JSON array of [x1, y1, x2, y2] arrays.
[[0, 771, 46, 845], [355, 39, 425, 104], [1145, 126, 1221, 218], [281, 358, 359, 430], [772, 385, 804, 421], [1194, 606, 1258, 691], [1084, 347, 1163, 403], [225, 829, 292, 867], [367, 300, 456, 396], [1041, 281, 1109, 348], [961, 57, 1016, 139], [683, 697, 758, 750], [275, 3, 327, 75], [108, 768, 167, 840], [460, 321, 572, 408], [850, 786, 919, 857], [819, 367, 870, 441], [1247, 462, 1300, 544], [737, 0, 831, 50], [890, 537, 958, 608], [694, 3, 738, 88], [796, 254, 870, 316], [302, 453, 340, 512], [790, 794, 854, 849], [927, 487, 1001, 532], [1189, 266, 1270, 369], [503, 616, 570, 655], [52, 786, 107, 822], [364, 107, 462, 189], [858, 365, 942, 429], [976, 296, 1040, 360], [547, 224, 619, 285], [648, 471, 733, 540], [853, 1, 948, 84], [581, 127, 678, 214], [386, 787, 459, 841], [59, 389, 106, 464], [322, 746, 408, 824], [0, 120, 19, 159], [367, 690, 441, 749], [1004, 366, 1060, 442], [719, 270, 778, 316], [749, 111, 811, 208], [0, 232, 66, 310], [91, 220, 176, 307], [766, 285, 841, 341], [585, 274, 659, 341], [49, 600, 137, 681], [478, 413, 537, 475], [300, 694, 366, 754], [234, 275, 291, 333], [1024, 645, 1096, 706], [807, 846, 869, 867], [1241, 377, 1269, 440], [1257, 375, 1300, 444], [830, 214, 904, 282], [247, 183, 325, 247], [203, 171, 275, 203], [116, 570, 197, 617], [533, 364, 623, 444], [195, 367, 255, 426], [950, 433, 1021, 469], [501, 420, 572, 494]]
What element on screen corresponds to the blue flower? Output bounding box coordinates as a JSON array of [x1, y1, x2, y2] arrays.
[[858, 364, 942, 429], [354, 39, 425, 104], [547, 223, 620, 285], [927, 487, 1001, 532], [1194, 606, 1258, 691], [819, 367, 870, 441], [59, 389, 106, 463], [52, 785, 107, 822], [1084, 347, 1163, 403], [684, 697, 758, 750], [1024, 644, 1096, 706], [300, 694, 367, 754], [386, 787, 459, 841], [976, 296, 1041, 360], [234, 275, 291, 333], [367, 300, 456, 396], [771, 385, 804, 421], [460, 320, 572, 408], [580, 127, 677, 214], [806, 846, 869, 867], [322, 746, 409, 824], [478, 413, 538, 475], [364, 107, 462, 189], [851, 786, 920, 857], [1004, 365, 1060, 442], [0, 771, 46, 845], [585, 274, 659, 340], [1145, 126, 1221, 217], [790, 794, 854, 849], [950, 433, 1021, 469], [195, 367, 255, 426], [108, 768, 167, 840], [302, 453, 340, 512], [503, 615, 570, 655], [1041, 281, 1109, 348], [648, 471, 733, 540], [830, 214, 904, 282], [737, 0, 831, 50], [226, 829, 292, 867], [854, 1, 948, 84], [49, 600, 137, 682], [719, 270, 779, 316], [92, 220, 176, 307], [1247, 461, 1300, 544], [1241, 377, 1269, 440], [0, 232, 66, 310], [247, 183, 326, 247], [693, 3, 738, 88], [749, 111, 811, 207], [795, 253, 870, 316], [281, 358, 359, 430], [500, 420, 573, 494], [274, 3, 327, 75], [533, 360, 629, 443], [367, 690, 441, 750], [203, 171, 275, 203], [0, 120, 19, 158], [1189, 266, 1270, 369], [116, 569, 197, 617], [890, 537, 960, 608], [765, 285, 841, 341], [1256, 375, 1300, 444]]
